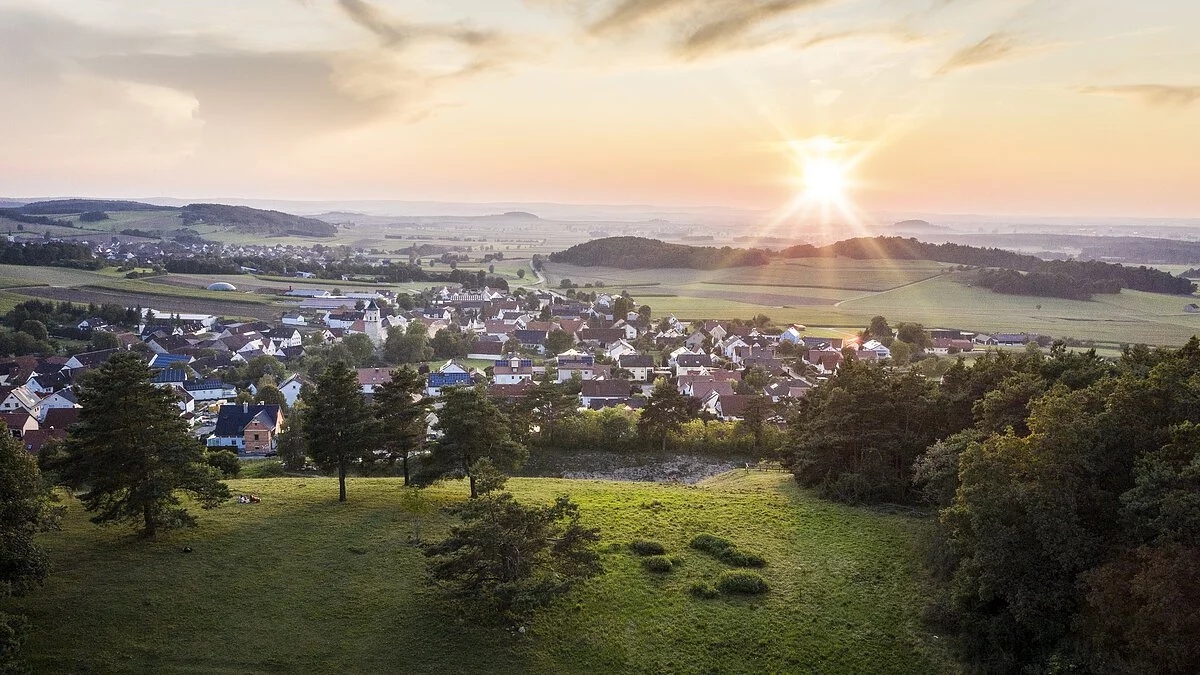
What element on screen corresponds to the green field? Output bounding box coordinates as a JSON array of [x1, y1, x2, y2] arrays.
[[543, 259, 1200, 346], [11, 472, 951, 674]]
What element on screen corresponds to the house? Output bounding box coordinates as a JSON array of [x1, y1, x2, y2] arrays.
[[556, 361, 610, 384], [488, 381, 537, 402], [578, 328, 627, 348], [765, 380, 812, 402], [37, 389, 79, 420], [994, 333, 1029, 346], [357, 368, 393, 396], [513, 329, 549, 354], [930, 338, 975, 355], [617, 354, 655, 382], [467, 340, 506, 360], [973, 333, 999, 346], [148, 353, 195, 370], [580, 380, 633, 409], [675, 353, 715, 376], [63, 349, 119, 372], [805, 348, 844, 374], [603, 339, 638, 360], [860, 340, 891, 359], [279, 374, 311, 408], [427, 361, 472, 397], [0, 386, 41, 417], [714, 394, 757, 421], [22, 428, 65, 456], [183, 379, 237, 402], [779, 325, 806, 344], [0, 411, 38, 438], [26, 371, 70, 395], [41, 407, 80, 430], [207, 403, 284, 456], [493, 358, 535, 385]]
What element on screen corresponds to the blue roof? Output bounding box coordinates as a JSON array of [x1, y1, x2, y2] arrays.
[[183, 379, 232, 392], [149, 353, 192, 368], [150, 369, 188, 384], [428, 372, 472, 388]]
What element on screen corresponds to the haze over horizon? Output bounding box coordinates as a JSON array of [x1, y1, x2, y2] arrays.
[[3, 0, 1198, 219]]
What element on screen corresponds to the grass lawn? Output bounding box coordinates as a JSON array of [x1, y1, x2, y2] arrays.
[[12, 472, 952, 674]]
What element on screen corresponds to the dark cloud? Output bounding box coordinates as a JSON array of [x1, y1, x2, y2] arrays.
[[1077, 84, 1200, 108]]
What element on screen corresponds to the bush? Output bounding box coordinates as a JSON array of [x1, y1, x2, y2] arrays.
[[641, 555, 673, 573], [689, 581, 719, 599], [630, 540, 666, 556], [205, 450, 241, 478], [716, 570, 768, 595], [242, 460, 286, 478], [689, 533, 766, 568]]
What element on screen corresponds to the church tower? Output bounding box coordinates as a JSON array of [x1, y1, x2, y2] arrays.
[[364, 300, 383, 347]]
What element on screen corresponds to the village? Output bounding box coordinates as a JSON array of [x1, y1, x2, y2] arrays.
[[0, 281, 1043, 461]]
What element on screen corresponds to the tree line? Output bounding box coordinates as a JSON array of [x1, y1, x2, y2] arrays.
[[548, 237, 772, 269], [780, 340, 1200, 671], [0, 240, 102, 270]]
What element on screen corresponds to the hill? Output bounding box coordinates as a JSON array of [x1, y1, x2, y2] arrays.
[[17, 199, 169, 214], [11, 472, 950, 673], [893, 219, 948, 232], [180, 203, 337, 237], [549, 237, 771, 269]]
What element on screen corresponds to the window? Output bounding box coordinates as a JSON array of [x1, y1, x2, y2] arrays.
[[253, 433, 260, 441]]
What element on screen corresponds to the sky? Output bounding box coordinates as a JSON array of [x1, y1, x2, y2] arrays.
[[1, 0, 1198, 219]]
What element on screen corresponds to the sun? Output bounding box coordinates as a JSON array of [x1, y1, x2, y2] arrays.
[[800, 156, 849, 205]]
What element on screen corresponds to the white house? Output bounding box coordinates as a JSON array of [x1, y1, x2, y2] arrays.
[[279, 374, 310, 408], [281, 313, 307, 327], [493, 358, 535, 385]]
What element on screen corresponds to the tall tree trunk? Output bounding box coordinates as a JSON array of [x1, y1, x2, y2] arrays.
[[338, 456, 347, 502], [402, 451, 409, 486], [661, 432, 668, 453], [469, 473, 477, 499], [143, 504, 157, 540]]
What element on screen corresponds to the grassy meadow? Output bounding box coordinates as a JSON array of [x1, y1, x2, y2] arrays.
[[545, 259, 1200, 347], [11, 472, 952, 674]]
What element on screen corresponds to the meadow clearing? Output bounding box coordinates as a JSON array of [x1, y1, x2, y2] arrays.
[[11, 472, 952, 674]]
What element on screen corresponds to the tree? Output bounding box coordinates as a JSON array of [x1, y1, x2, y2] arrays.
[[275, 408, 308, 471], [372, 367, 428, 485], [256, 384, 286, 410], [90, 330, 119, 351], [517, 268, 525, 280], [428, 384, 527, 498], [544, 329, 575, 356], [894, 322, 931, 350], [49, 353, 229, 538], [425, 488, 601, 619], [739, 395, 775, 453], [17, 320, 47, 342], [867, 315, 893, 346], [525, 375, 580, 447], [385, 322, 431, 364], [398, 486, 437, 543], [304, 361, 375, 502], [0, 424, 50, 671], [342, 333, 376, 365], [638, 379, 701, 452]]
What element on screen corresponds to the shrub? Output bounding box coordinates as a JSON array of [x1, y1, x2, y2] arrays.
[[242, 460, 286, 478], [716, 570, 768, 595], [205, 450, 241, 478], [630, 540, 666, 556], [642, 555, 673, 573], [689, 533, 766, 568], [689, 581, 719, 599]]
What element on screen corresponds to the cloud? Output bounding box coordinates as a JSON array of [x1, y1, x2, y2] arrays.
[[334, 0, 501, 49], [934, 32, 1042, 75], [588, 0, 694, 36], [1076, 84, 1200, 108], [679, 0, 829, 58]]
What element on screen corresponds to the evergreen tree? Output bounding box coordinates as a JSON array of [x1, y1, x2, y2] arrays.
[[638, 378, 701, 452], [429, 384, 527, 498], [304, 361, 375, 502], [0, 424, 50, 671], [372, 367, 428, 485], [525, 374, 580, 447], [50, 353, 229, 538]]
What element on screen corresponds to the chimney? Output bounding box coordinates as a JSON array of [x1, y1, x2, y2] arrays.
[[243, 402, 248, 413]]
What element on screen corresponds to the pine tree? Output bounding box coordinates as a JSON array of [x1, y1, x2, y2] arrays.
[[372, 367, 428, 485], [304, 361, 375, 502], [525, 374, 580, 447], [430, 384, 527, 498], [51, 352, 229, 539], [638, 378, 701, 452]]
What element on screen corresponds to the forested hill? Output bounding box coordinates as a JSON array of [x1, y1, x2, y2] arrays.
[[783, 236, 1196, 297], [548, 237, 770, 269], [179, 204, 336, 237], [17, 199, 166, 214]]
